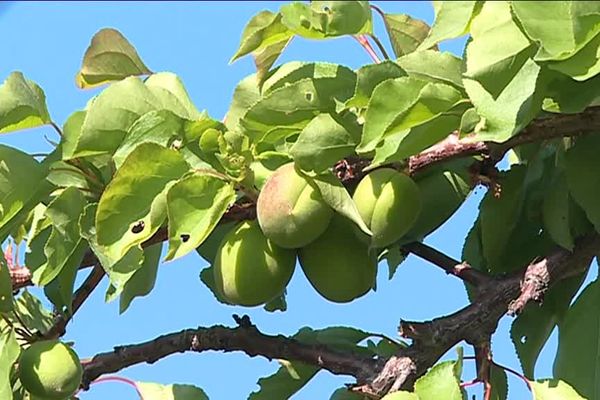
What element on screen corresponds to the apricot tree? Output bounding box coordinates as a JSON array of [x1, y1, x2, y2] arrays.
[[2, 1, 600, 399]]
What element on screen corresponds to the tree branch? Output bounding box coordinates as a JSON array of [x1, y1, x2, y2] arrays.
[[80, 316, 378, 389], [44, 264, 105, 339], [401, 242, 491, 287]]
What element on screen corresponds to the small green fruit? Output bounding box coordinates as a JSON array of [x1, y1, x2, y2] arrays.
[[299, 215, 377, 303], [213, 221, 296, 306], [257, 163, 333, 248], [353, 169, 421, 248], [19, 340, 82, 400]]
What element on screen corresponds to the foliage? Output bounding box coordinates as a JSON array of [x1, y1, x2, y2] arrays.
[[2, 1, 600, 399]]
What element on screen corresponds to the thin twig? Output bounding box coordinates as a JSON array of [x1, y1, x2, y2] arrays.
[[44, 264, 105, 339], [354, 35, 381, 63], [50, 121, 63, 137], [368, 34, 391, 60]]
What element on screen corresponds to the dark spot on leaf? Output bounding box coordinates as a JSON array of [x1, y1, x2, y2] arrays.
[[322, 6, 331, 12], [305, 92, 313, 101], [131, 221, 145, 234], [180, 234, 190, 243]]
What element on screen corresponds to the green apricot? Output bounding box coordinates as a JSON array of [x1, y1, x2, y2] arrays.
[[403, 160, 472, 242], [299, 215, 377, 303], [257, 163, 333, 248], [213, 221, 296, 306], [19, 340, 83, 400], [353, 168, 422, 248]]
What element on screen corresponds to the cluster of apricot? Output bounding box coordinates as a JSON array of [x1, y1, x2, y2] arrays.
[[212, 162, 425, 306]]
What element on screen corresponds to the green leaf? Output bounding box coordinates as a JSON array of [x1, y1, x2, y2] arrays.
[[397, 50, 464, 89], [31, 187, 87, 286], [230, 10, 292, 63], [369, 102, 467, 167], [12, 290, 54, 335], [253, 37, 292, 86], [479, 166, 526, 267], [414, 360, 462, 400], [489, 364, 508, 400], [224, 74, 261, 133], [465, 1, 533, 97], [511, 2, 600, 62], [135, 382, 209, 400], [0, 328, 19, 400], [165, 174, 236, 261], [382, 13, 431, 58], [345, 61, 406, 110], [380, 392, 419, 400], [119, 243, 162, 313], [358, 77, 463, 153], [0, 72, 51, 134], [310, 172, 371, 235], [75, 28, 152, 89], [0, 146, 47, 242], [44, 240, 87, 315], [511, 269, 589, 378], [543, 73, 600, 114], [66, 73, 199, 158], [96, 143, 190, 261], [547, 32, 600, 81], [542, 172, 574, 250], [280, 1, 372, 39], [241, 72, 356, 140], [464, 58, 542, 142], [418, 1, 479, 50], [565, 135, 600, 232], [0, 252, 13, 313], [144, 73, 201, 120], [290, 114, 355, 172], [531, 379, 587, 400], [554, 279, 600, 400], [196, 222, 236, 264], [113, 110, 186, 168]]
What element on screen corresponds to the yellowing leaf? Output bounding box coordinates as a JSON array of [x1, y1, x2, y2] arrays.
[[76, 28, 152, 89], [136, 382, 209, 400]]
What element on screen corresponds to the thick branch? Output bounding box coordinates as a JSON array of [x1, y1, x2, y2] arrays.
[[357, 234, 600, 396], [81, 316, 378, 388]]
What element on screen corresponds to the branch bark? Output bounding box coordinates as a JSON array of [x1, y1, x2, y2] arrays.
[[81, 316, 378, 389], [77, 235, 600, 397]]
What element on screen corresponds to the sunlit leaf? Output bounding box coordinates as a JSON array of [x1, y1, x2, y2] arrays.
[[345, 61, 406, 110], [135, 382, 209, 400], [290, 114, 355, 172], [0, 72, 51, 134], [418, 1, 479, 50], [414, 360, 462, 400], [0, 328, 19, 400], [464, 58, 543, 142], [75, 28, 152, 89], [0, 145, 48, 243], [531, 379, 587, 400], [0, 252, 13, 313], [554, 279, 600, 400], [397, 50, 464, 89], [166, 174, 236, 261], [96, 143, 190, 261], [309, 172, 371, 235], [466, 1, 533, 97]]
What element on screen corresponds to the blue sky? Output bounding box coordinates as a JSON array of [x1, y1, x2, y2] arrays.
[[0, 2, 561, 399]]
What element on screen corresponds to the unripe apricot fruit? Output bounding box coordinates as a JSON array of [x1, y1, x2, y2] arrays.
[[257, 163, 333, 249], [299, 215, 377, 303], [213, 221, 296, 306], [353, 169, 421, 248], [19, 340, 82, 400]]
